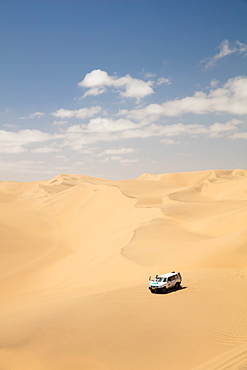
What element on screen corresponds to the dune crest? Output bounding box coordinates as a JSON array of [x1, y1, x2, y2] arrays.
[[0, 169, 247, 369]]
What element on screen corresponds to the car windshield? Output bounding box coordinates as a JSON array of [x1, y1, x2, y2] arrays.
[[156, 277, 167, 282]]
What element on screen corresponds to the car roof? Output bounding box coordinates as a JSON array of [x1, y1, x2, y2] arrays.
[[158, 272, 178, 278]]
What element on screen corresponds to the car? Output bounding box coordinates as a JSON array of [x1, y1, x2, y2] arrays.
[[148, 271, 182, 293]]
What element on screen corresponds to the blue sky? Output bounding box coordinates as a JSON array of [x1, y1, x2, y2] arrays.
[[1, 0, 247, 181]]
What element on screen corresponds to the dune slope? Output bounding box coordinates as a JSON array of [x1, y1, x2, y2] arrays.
[[0, 170, 247, 369]]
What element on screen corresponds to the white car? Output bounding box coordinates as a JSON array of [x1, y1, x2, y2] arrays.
[[149, 271, 182, 293]]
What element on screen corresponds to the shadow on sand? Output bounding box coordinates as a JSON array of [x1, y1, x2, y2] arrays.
[[151, 286, 187, 295]]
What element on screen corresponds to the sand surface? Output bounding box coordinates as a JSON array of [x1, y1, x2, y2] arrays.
[[0, 169, 247, 369]]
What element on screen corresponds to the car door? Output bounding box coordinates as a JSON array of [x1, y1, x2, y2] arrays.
[[167, 276, 173, 289], [173, 274, 178, 287]]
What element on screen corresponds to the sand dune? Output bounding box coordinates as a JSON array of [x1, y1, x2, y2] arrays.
[[0, 169, 247, 369]]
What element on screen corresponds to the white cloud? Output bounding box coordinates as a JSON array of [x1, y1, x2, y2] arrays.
[[60, 118, 141, 149], [0, 159, 54, 174], [142, 71, 156, 79], [119, 76, 154, 100], [203, 40, 247, 69], [161, 138, 180, 145], [210, 79, 219, 88], [74, 161, 85, 165], [0, 145, 27, 154], [79, 147, 98, 154], [3, 124, 18, 128], [112, 156, 139, 164], [0, 129, 53, 153], [97, 147, 137, 156], [6, 74, 245, 157], [51, 106, 102, 120], [156, 77, 171, 85], [236, 41, 247, 55], [58, 115, 246, 150], [78, 69, 154, 101], [86, 117, 139, 133], [64, 118, 139, 137], [102, 156, 139, 164], [230, 132, 247, 139], [152, 123, 207, 137], [83, 87, 106, 98], [3, 118, 244, 157], [79, 69, 112, 87], [119, 76, 247, 121], [52, 120, 69, 125], [154, 120, 245, 140], [31, 147, 61, 153], [20, 112, 45, 119], [207, 119, 243, 137]]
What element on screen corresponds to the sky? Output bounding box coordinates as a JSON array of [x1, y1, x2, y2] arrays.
[[1, 0, 247, 182]]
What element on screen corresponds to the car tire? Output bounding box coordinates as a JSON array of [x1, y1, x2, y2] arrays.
[[162, 287, 167, 293], [175, 282, 180, 289]]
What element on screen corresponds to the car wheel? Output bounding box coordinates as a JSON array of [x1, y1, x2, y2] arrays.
[[175, 282, 180, 289], [162, 287, 167, 293]]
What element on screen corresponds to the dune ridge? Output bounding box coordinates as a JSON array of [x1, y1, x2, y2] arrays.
[[0, 169, 247, 369]]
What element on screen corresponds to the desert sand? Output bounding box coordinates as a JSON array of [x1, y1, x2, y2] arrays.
[[0, 169, 247, 369]]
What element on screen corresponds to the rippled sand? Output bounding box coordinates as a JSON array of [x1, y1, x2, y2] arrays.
[[0, 169, 247, 369]]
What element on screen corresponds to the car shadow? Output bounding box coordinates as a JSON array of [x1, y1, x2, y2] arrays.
[[157, 286, 187, 295]]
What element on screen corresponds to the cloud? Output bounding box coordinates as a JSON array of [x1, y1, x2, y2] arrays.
[[51, 106, 102, 120], [0, 129, 53, 153], [59, 115, 246, 151], [31, 147, 61, 153], [142, 72, 156, 79], [210, 79, 219, 88], [6, 74, 245, 157], [20, 112, 45, 119], [202, 40, 247, 69], [65, 118, 139, 137], [102, 156, 139, 164], [61, 118, 137, 149], [237, 41, 247, 54], [86, 117, 139, 133], [207, 119, 243, 137], [0, 145, 27, 154], [119, 76, 247, 121], [74, 161, 85, 165], [78, 69, 154, 101], [3, 124, 18, 128], [3, 118, 244, 157], [161, 138, 180, 145], [97, 147, 137, 156], [83, 87, 106, 98], [230, 132, 247, 139], [52, 120, 69, 125], [55, 155, 67, 159], [0, 159, 54, 174], [156, 77, 171, 86], [79, 69, 112, 88]]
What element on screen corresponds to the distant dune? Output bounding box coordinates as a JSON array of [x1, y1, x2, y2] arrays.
[[0, 170, 247, 369]]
